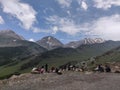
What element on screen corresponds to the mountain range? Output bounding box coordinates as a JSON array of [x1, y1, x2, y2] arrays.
[[0, 30, 120, 79], [65, 38, 105, 48], [0, 30, 106, 50], [0, 30, 47, 65]]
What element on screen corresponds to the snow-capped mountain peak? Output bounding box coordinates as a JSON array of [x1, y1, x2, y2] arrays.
[[65, 38, 105, 48]]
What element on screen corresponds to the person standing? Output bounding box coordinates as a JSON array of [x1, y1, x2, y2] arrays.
[[45, 64, 48, 72]]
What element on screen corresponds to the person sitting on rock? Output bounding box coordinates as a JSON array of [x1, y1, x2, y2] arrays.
[[51, 67, 56, 72], [55, 68, 62, 75], [31, 67, 39, 74], [98, 64, 104, 72], [94, 64, 104, 72], [40, 66, 45, 74], [105, 65, 111, 72]]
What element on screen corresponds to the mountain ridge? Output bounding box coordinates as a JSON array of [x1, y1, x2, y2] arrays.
[[0, 30, 24, 40], [65, 38, 105, 48]]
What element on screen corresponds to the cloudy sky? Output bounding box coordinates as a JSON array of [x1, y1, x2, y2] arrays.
[[0, 0, 120, 43]]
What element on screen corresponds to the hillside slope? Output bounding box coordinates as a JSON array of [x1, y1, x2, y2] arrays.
[[95, 46, 120, 63], [0, 30, 47, 66]]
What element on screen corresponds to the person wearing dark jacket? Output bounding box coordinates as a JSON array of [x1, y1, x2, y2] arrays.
[[45, 64, 48, 72], [105, 65, 111, 72], [98, 64, 104, 72]]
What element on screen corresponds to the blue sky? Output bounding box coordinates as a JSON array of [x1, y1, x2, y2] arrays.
[[0, 0, 120, 43]]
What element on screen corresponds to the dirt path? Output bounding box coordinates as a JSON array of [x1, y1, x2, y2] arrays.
[[0, 72, 120, 90]]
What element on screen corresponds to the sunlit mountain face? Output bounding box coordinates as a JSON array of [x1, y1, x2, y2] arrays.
[[0, 0, 120, 43]]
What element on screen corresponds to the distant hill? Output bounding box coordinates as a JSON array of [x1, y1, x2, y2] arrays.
[[0, 42, 47, 66], [0, 30, 47, 66], [36, 36, 63, 50], [95, 46, 120, 64], [41, 40, 120, 60]]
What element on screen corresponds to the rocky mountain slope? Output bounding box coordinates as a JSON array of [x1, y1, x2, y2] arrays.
[[0, 30, 24, 47], [37, 36, 63, 50], [0, 30, 24, 40], [65, 38, 105, 48]]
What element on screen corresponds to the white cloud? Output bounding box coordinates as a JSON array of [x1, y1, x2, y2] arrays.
[[67, 10, 71, 16], [57, 0, 88, 11], [29, 38, 35, 42], [93, 0, 120, 10], [81, 1, 88, 10], [0, 0, 37, 30], [0, 16, 4, 24], [52, 26, 59, 34], [58, 19, 81, 35], [91, 14, 120, 40], [46, 15, 88, 35], [43, 8, 54, 14], [32, 27, 41, 33], [46, 14, 120, 41], [56, 0, 72, 8], [32, 27, 51, 33]]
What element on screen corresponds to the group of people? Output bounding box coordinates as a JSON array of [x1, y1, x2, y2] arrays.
[[94, 64, 111, 72], [59, 62, 88, 72], [31, 63, 112, 75], [31, 64, 62, 75]]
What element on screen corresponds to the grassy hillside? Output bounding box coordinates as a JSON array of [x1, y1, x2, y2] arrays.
[[0, 46, 30, 66], [15, 41, 120, 71], [95, 46, 120, 64], [0, 41, 120, 79], [0, 40, 47, 66]]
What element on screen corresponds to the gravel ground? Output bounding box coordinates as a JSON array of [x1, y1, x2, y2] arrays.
[[0, 72, 120, 90]]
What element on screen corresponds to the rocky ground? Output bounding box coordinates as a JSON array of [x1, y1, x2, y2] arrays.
[[0, 72, 120, 90]]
